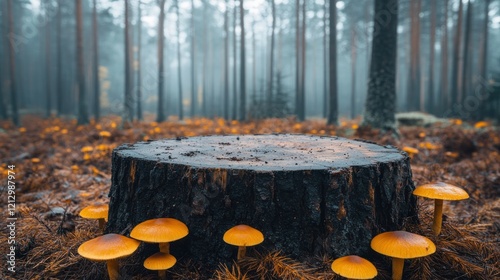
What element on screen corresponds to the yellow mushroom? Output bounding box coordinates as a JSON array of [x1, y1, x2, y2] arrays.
[[223, 224, 264, 260]]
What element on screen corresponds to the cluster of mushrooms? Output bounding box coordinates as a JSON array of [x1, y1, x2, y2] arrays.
[[77, 182, 468, 280], [77, 205, 263, 280], [331, 181, 469, 280]]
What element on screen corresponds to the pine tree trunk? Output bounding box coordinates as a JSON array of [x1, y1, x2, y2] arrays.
[[363, 0, 398, 130], [45, 0, 52, 118], [327, 0, 338, 125], [427, 0, 436, 114], [202, 0, 208, 117], [295, 0, 301, 121], [439, 0, 449, 115], [478, 0, 490, 120], [350, 24, 356, 120], [268, 0, 276, 117], [76, 0, 88, 125], [107, 134, 417, 266], [232, 0, 238, 121], [157, 0, 166, 122], [450, 0, 463, 106], [7, 0, 21, 126], [300, 0, 306, 121], [56, 0, 63, 116], [191, 0, 197, 118], [92, 0, 100, 121], [223, 0, 229, 120], [175, 0, 183, 121], [124, 0, 133, 124], [239, 0, 246, 121], [461, 0, 473, 107], [323, 0, 328, 118], [407, 0, 421, 112], [136, 0, 142, 121]]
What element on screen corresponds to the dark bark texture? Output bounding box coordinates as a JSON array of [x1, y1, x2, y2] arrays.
[[107, 135, 417, 266]]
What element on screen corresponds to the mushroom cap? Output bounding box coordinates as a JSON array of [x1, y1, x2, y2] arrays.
[[331, 255, 378, 279], [370, 231, 436, 259], [223, 224, 264, 247], [143, 252, 177, 270], [402, 146, 419, 154], [130, 218, 188, 243], [413, 182, 469, 201], [78, 233, 140, 261], [79, 204, 109, 220]]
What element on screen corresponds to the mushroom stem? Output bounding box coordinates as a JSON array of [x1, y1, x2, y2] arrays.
[[392, 257, 404, 280], [106, 259, 119, 280], [159, 242, 170, 254], [432, 199, 444, 235], [158, 270, 166, 280], [237, 246, 247, 260], [98, 218, 106, 231]]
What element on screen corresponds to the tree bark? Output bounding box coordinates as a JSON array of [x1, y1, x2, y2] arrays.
[[45, 0, 52, 118], [107, 134, 417, 266], [295, 0, 301, 121], [176, 0, 184, 121], [327, 0, 338, 125], [191, 0, 197, 118], [267, 0, 276, 117], [157, 0, 166, 122], [450, 0, 463, 106], [223, 0, 229, 120], [232, 0, 238, 121], [202, 0, 208, 117], [363, 0, 398, 130], [124, 0, 133, 124], [76, 0, 88, 125], [92, 0, 100, 121], [439, 0, 449, 115], [56, 0, 62, 116], [478, 0, 490, 120], [137, 0, 143, 121], [407, 0, 421, 112], [323, 0, 328, 118], [300, 0, 306, 121], [461, 0, 473, 106], [7, 0, 19, 126], [427, 0, 436, 114], [350, 23, 357, 120], [239, 0, 246, 121]]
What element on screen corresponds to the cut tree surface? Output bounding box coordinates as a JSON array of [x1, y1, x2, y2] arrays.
[[107, 134, 417, 265]]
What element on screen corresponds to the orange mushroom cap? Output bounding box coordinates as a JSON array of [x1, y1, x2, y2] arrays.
[[223, 225, 264, 247], [370, 231, 436, 259], [130, 218, 189, 243], [79, 204, 109, 220], [77, 233, 140, 261], [413, 182, 469, 201], [143, 252, 177, 270], [331, 255, 377, 279]]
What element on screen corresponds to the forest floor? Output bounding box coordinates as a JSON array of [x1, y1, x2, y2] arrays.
[[0, 115, 498, 280]]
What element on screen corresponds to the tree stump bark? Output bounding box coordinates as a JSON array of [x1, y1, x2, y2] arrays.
[[107, 134, 417, 266]]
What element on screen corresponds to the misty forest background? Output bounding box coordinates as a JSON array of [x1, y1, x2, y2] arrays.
[[1, 0, 500, 128]]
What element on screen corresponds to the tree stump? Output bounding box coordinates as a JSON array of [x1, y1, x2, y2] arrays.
[[107, 134, 417, 266]]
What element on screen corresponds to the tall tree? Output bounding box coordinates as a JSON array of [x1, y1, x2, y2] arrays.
[[363, 0, 398, 130], [124, 0, 133, 124], [450, 0, 464, 106], [190, 0, 197, 118], [201, 0, 208, 117], [478, 0, 490, 119], [350, 23, 357, 119], [439, 0, 449, 113], [176, 0, 183, 120], [461, 0, 473, 105], [327, 0, 338, 125], [92, 0, 100, 121], [239, 0, 246, 121], [267, 0, 276, 116], [76, 0, 88, 125], [323, 0, 328, 118], [45, 0, 52, 118], [407, 0, 421, 111], [300, 0, 306, 121], [7, 0, 19, 125], [157, 0, 166, 122], [232, 0, 238, 120], [136, 0, 143, 120], [426, 0, 437, 114], [56, 0, 62, 116], [223, 0, 229, 120]]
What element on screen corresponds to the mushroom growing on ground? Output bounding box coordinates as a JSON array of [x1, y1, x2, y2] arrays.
[[143, 252, 176, 280], [79, 204, 109, 231], [331, 255, 377, 279], [402, 146, 419, 159], [370, 231, 435, 280], [223, 224, 264, 260], [78, 233, 140, 280], [413, 182, 469, 235], [130, 218, 188, 254]]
